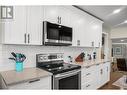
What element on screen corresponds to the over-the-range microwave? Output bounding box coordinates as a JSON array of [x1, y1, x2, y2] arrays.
[[43, 21, 73, 46]]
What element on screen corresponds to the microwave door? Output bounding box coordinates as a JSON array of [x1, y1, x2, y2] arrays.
[[59, 26, 72, 44], [43, 21, 59, 44]]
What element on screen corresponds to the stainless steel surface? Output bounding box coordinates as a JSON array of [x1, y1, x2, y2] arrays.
[[43, 21, 72, 45], [37, 53, 64, 62], [54, 69, 80, 78], [52, 69, 81, 89]]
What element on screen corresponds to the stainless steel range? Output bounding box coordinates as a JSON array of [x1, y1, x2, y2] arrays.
[[36, 53, 81, 89]]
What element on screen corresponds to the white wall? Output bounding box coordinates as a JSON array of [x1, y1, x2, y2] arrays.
[[102, 25, 112, 60], [0, 44, 98, 71], [111, 27, 127, 39]]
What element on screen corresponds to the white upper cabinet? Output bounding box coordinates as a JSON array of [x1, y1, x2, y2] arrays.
[[1, 6, 43, 45], [43, 6, 71, 26], [1, 6, 103, 47], [2, 6, 27, 45], [70, 6, 103, 47], [26, 6, 43, 45], [70, 8, 88, 47], [87, 15, 103, 47]]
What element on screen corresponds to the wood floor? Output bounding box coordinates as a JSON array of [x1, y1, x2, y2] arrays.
[[99, 71, 127, 90]]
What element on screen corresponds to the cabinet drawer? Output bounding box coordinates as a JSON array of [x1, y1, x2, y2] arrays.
[[81, 72, 96, 83], [81, 81, 96, 90], [81, 65, 96, 75], [8, 76, 51, 89]]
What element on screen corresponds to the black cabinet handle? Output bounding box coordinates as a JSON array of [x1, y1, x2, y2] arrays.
[[99, 42, 100, 47], [24, 33, 26, 43], [86, 73, 91, 76], [91, 41, 94, 47], [77, 40, 80, 46], [29, 79, 40, 83], [57, 16, 60, 24], [86, 84, 90, 87], [100, 69, 103, 75], [28, 34, 30, 43], [60, 17, 61, 24]]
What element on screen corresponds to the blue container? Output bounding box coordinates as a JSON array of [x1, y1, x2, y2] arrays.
[[15, 62, 23, 72]]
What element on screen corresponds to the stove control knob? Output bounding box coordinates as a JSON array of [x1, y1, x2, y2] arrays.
[[68, 65, 71, 68]]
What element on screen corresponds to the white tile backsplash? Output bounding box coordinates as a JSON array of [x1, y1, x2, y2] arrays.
[[0, 44, 98, 71]]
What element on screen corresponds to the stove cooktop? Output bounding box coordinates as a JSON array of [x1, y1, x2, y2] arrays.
[[38, 63, 81, 75]]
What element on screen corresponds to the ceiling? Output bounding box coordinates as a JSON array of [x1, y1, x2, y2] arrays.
[[112, 38, 127, 44], [77, 5, 127, 29]]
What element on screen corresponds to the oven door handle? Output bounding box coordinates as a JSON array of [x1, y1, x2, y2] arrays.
[[54, 70, 81, 79]]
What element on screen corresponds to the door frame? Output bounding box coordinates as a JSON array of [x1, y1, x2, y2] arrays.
[[102, 32, 109, 60]]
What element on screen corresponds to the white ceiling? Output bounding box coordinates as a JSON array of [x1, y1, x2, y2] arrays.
[[77, 5, 127, 29], [112, 38, 127, 44]]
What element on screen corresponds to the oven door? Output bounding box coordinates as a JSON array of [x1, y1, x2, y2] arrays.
[[52, 69, 81, 89]]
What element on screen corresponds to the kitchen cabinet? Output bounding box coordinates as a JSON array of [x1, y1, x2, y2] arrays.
[[8, 76, 51, 89], [87, 16, 102, 47], [96, 62, 110, 88], [69, 7, 87, 47], [70, 6, 103, 47], [81, 62, 110, 89], [1, 6, 43, 45], [97, 62, 110, 89], [2, 6, 27, 44], [43, 6, 71, 26], [1, 6, 103, 47], [81, 65, 98, 89], [26, 6, 43, 45]]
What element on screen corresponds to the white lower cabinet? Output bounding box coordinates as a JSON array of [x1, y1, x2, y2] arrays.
[[8, 76, 51, 89], [81, 62, 110, 89]]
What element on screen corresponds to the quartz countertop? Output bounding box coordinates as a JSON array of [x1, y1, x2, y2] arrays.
[[0, 67, 52, 86], [74, 59, 111, 68]]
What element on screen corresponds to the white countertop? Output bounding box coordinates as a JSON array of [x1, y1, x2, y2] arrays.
[[74, 59, 111, 68], [0, 67, 52, 86]]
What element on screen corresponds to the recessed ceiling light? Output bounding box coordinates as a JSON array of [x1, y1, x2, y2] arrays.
[[124, 20, 127, 23], [113, 9, 121, 14], [121, 40, 124, 42]]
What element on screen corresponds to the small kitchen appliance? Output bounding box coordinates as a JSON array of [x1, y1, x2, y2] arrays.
[[43, 21, 73, 46]]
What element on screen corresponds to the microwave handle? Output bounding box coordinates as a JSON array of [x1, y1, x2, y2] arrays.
[[60, 17, 61, 24], [57, 16, 60, 24]]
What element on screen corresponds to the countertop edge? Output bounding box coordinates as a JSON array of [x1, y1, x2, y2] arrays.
[[7, 74, 52, 86]]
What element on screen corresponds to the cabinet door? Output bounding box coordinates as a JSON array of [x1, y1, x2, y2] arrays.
[[44, 6, 59, 24], [57, 6, 71, 26], [27, 6, 43, 45], [70, 7, 87, 47], [44, 6, 71, 26], [92, 19, 102, 47], [96, 62, 110, 89], [86, 15, 103, 47], [104, 62, 111, 82], [96, 64, 104, 88], [3, 6, 27, 44]]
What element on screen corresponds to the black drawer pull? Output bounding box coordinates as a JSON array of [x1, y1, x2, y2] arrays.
[[29, 79, 40, 83], [86, 84, 90, 87], [86, 73, 90, 76], [86, 66, 90, 68]]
